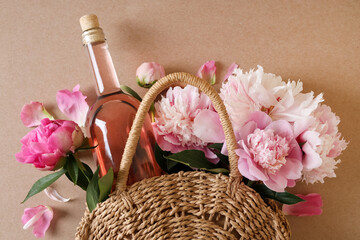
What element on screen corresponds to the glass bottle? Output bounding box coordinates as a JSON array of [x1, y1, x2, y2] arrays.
[[79, 14, 162, 185]]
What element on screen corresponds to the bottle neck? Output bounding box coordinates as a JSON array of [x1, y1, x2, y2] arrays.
[[85, 40, 121, 96]]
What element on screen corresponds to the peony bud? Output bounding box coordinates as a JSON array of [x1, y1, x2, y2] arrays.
[[136, 62, 165, 88], [197, 60, 216, 84]]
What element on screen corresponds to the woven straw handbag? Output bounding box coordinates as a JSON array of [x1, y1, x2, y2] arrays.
[[76, 72, 291, 240]]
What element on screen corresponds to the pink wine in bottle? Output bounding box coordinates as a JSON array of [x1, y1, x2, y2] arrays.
[[79, 14, 162, 185]]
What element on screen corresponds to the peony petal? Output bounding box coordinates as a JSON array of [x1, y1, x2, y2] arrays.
[[236, 149, 257, 181], [300, 131, 323, 170], [44, 186, 71, 202], [56, 85, 89, 127], [20, 102, 54, 127], [247, 111, 272, 130], [48, 127, 73, 153], [302, 142, 323, 170], [197, 60, 216, 84], [223, 62, 239, 81], [293, 117, 314, 138], [22, 205, 53, 238], [193, 109, 225, 143], [282, 193, 323, 216], [238, 121, 257, 143], [266, 120, 294, 139], [236, 148, 268, 181], [278, 157, 303, 181], [265, 173, 288, 192]]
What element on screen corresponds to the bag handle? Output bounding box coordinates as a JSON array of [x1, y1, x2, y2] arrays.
[[115, 72, 240, 192]]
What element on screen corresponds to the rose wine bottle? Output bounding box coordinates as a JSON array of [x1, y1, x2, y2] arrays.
[[79, 14, 162, 185]]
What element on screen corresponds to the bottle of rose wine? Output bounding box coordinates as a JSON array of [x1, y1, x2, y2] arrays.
[[79, 14, 162, 185]]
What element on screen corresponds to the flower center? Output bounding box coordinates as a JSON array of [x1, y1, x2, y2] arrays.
[[247, 128, 290, 174]]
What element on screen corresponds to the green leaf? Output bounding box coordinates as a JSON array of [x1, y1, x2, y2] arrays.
[[206, 168, 230, 174], [167, 159, 178, 170], [66, 161, 93, 191], [66, 156, 79, 185], [22, 168, 67, 203], [210, 75, 216, 85], [154, 143, 169, 172], [75, 145, 98, 152], [165, 150, 229, 174], [52, 157, 67, 171], [86, 167, 100, 212], [120, 85, 142, 101], [251, 184, 305, 205], [154, 144, 192, 174], [98, 168, 114, 202], [208, 143, 223, 150], [208, 143, 229, 166]]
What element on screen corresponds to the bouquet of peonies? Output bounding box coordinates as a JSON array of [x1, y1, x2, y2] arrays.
[[16, 61, 347, 238], [147, 61, 347, 215]]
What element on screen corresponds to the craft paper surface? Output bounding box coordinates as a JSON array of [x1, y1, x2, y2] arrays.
[[0, 0, 359, 239]]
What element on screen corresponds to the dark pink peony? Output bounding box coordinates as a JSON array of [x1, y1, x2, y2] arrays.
[[16, 118, 83, 170]]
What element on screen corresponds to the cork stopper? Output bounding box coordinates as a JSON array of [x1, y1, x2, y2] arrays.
[[80, 14, 100, 32], [80, 14, 105, 45]]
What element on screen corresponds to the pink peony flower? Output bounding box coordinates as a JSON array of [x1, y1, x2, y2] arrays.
[[22, 205, 53, 238], [236, 111, 303, 192], [223, 62, 238, 81], [56, 85, 89, 127], [16, 118, 84, 170], [282, 193, 323, 216], [298, 104, 348, 184], [136, 62, 165, 88], [197, 60, 216, 84], [153, 85, 224, 163], [220, 66, 323, 132], [20, 102, 54, 128]]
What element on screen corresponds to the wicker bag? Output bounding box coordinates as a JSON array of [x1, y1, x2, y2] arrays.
[[76, 72, 291, 240]]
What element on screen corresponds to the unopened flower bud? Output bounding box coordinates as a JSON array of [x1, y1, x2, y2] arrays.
[[136, 62, 165, 88]]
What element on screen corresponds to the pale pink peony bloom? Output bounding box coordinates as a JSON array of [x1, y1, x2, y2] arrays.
[[16, 118, 84, 170], [282, 193, 323, 216], [153, 85, 224, 163], [236, 111, 303, 192], [20, 102, 54, 127], [223, 62, 238, 81], [197, 60, 216, 84], [22, 205, 53, 238], [220, 66, 323, 132], [298, 105, 347, 184], [56, 85, 89, 127], [136, 62, 165, 88]]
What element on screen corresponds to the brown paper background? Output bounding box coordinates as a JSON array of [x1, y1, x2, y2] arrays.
[[1, 0, 359, 239]]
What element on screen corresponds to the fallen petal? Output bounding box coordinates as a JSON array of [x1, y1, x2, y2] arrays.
[[44, 186, 71, 202], [20, 102, 54, 127], [282, 193, 323, 216], [56, 85, 89, 127], [22, 205, 53, 238]]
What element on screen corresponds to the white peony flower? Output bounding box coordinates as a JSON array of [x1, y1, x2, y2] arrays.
[[220, 66, 323, 132]]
